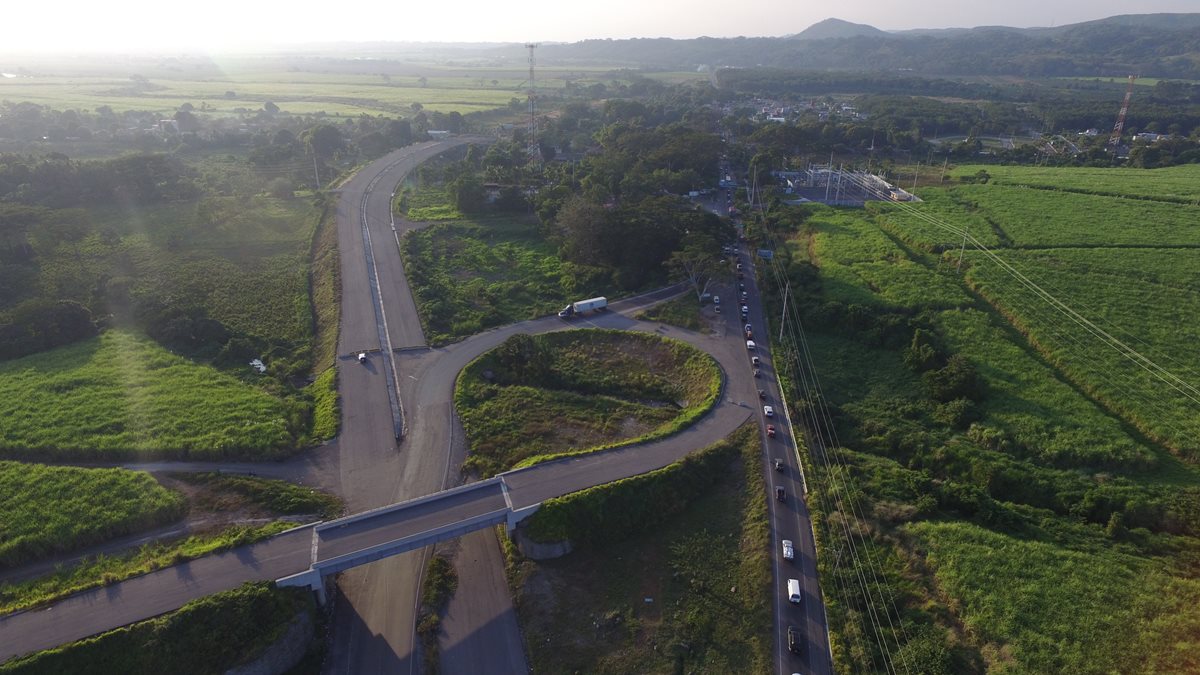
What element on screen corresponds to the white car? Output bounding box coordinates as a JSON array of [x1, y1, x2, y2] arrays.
[[782, 539, 795, 561], [764, 405, 775, 417], [357, 352, 367, 364], [746, 340, 756, 350], [713, 295, 721, 306]]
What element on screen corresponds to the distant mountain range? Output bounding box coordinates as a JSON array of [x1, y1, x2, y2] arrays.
[[521, 13, 1200, 80]]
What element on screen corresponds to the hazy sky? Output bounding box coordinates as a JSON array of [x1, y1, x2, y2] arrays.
[[5, 0, 1199, 52]]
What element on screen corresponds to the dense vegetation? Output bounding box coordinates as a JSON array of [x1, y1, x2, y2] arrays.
[[0, 462, 184, 569], [0, 583, 311, 675], [455, 330, 721, 476], [169, 472, 343, 519], [754, 174, 1200, 673], [511, 424, 770, 673]]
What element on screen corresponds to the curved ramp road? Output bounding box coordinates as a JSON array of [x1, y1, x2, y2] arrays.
[[0, 141, 831, 674]]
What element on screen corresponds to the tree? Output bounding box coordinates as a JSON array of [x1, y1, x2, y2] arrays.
[[263, 101, 280, 115], [302, 124, 345, 161], [447, 174, 485, 213], [667, 233, 723, 302]]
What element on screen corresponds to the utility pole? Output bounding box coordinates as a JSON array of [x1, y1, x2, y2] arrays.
[[311, 152, 321, 190], [939, 156, 949, 184], [779, 281, 790, 342], [525, 43, 539, 160], [956, 227, 969, 271]]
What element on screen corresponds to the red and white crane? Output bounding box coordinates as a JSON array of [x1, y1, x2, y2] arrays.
[[1108, 75, 1138, 147]]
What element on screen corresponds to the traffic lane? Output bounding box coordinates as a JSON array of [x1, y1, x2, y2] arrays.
[[0, 526, 314, 662], [316, 483, 507, 560], [438, 530, 527, 674], [502, 400, 754, 509], [743, 253, 832, 674], [365, 139, 480, 350]]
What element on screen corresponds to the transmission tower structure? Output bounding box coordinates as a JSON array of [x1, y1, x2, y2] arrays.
[[1108, 75, 1138, 148], [525, 43, 539, 160]]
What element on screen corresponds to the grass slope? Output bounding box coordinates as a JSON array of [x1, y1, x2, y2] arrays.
[[0, 462, 184, 569], [954, 163, 1200, 203], [512, 424, 771, 673], [0, 331, 292, 459]]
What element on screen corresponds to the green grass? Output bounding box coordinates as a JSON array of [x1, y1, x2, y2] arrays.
[[953, 163, 1200, 203], [455, 330, 721, 476], [397, 186, 464, 222], [908, 520, 1200, 674], [0, 582, 311, 675], [0, 330, 293, 459], [309, 367, 339, 442], [402, 215, 614, 345], [512, 424, 771, 674], [0, 523, 292, 615], [309, 199, 341, 374], [806, 208, 974, 310], [0, 462, 184, 569], [634, 294, 705, 331]]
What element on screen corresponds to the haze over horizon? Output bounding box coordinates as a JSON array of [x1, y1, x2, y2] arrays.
[[4, 0, 1199, 54]]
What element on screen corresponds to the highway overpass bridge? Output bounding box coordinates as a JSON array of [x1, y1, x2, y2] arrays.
[[277, 477, 540, 602]]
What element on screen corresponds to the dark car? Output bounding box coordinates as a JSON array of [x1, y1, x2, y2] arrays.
[[775, 486, 786, 502], [787, 625, 802, 654], [773, 457, 783, 471]]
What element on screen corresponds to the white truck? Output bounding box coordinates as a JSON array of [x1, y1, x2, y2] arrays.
[[558, 296, 608, 318]]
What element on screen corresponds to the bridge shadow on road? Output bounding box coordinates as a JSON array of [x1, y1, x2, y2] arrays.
[[327, 581, 411, 673]]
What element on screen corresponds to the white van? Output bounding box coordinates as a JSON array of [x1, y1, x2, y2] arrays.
[[787, 578, 802, 604]]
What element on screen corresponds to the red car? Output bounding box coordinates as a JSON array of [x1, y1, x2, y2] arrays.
[[767, 424, 777, 438]]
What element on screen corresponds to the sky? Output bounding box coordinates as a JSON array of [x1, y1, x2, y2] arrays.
[[4, 0, 1199, 52]]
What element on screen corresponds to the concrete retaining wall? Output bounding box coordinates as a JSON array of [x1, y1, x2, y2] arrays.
[[512, 524, 572, 560]]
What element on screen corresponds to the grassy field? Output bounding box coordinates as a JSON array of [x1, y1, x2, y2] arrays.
[[954, 163, 1200, 203], [0, 462, 184, 569], [511, 424, 771, 673], [402, 216, 613, 345], [0, 59, 646, 118], [455, 330, 721, 476], [0, 330, 293, 459], [0, 582, 311, 674], [764, 168, 1200, 672], [965, 248, 1200, 457], [938, 184, 1200, 248]]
